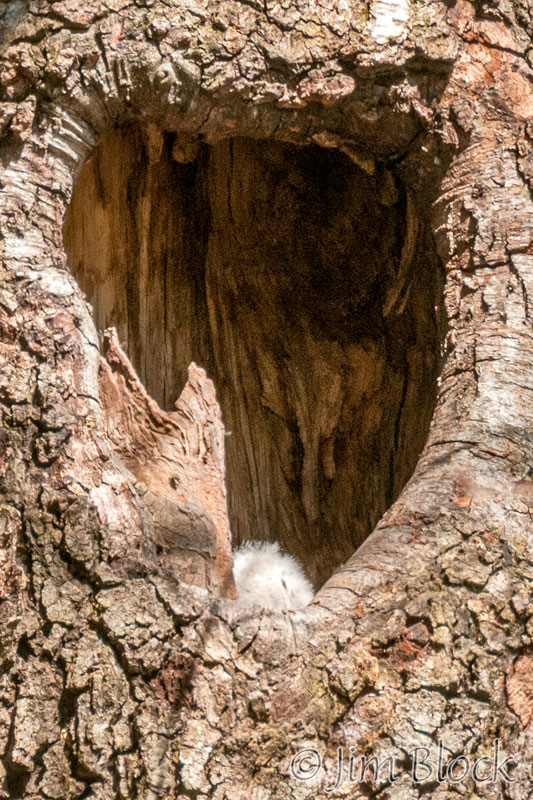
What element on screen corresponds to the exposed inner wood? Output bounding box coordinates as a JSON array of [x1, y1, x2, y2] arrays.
[[99, 328, 236, 597], [63, 124, 443, 587]]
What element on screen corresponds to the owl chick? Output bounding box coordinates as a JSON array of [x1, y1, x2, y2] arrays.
[[232, 541, 314, 612]]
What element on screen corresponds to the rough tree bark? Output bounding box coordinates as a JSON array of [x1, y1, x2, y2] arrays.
[[0, 1, 532, 798]]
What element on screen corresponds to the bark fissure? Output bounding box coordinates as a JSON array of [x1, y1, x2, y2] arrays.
[[1, 1, 533, 798]]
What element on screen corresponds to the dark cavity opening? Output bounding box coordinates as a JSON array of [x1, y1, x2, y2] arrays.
[[63, 124, 443, 587]]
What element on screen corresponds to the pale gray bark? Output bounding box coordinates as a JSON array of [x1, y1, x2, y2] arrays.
[[0, 1, 532, 798]]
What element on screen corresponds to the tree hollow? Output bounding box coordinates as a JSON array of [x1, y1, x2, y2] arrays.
[[63, 124, 443, 586]]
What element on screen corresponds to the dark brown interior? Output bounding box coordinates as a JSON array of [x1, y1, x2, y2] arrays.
[[63, 124, 443, 587]]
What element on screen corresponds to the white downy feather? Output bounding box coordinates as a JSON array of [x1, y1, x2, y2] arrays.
[[232, 541, 314, 612]]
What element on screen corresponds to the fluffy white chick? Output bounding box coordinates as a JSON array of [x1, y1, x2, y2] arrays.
[[232, 541, 314, 612]]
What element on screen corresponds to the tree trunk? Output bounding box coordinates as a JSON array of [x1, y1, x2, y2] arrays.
[[0, 1, 532, 798]]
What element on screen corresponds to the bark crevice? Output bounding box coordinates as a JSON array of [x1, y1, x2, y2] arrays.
[[1, 2, 533, 797]]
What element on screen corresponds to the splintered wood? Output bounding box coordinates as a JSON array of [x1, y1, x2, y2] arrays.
[[99, 328, 235, 597]]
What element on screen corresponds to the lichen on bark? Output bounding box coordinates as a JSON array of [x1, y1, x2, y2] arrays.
[[0, 1, 533, 798]]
